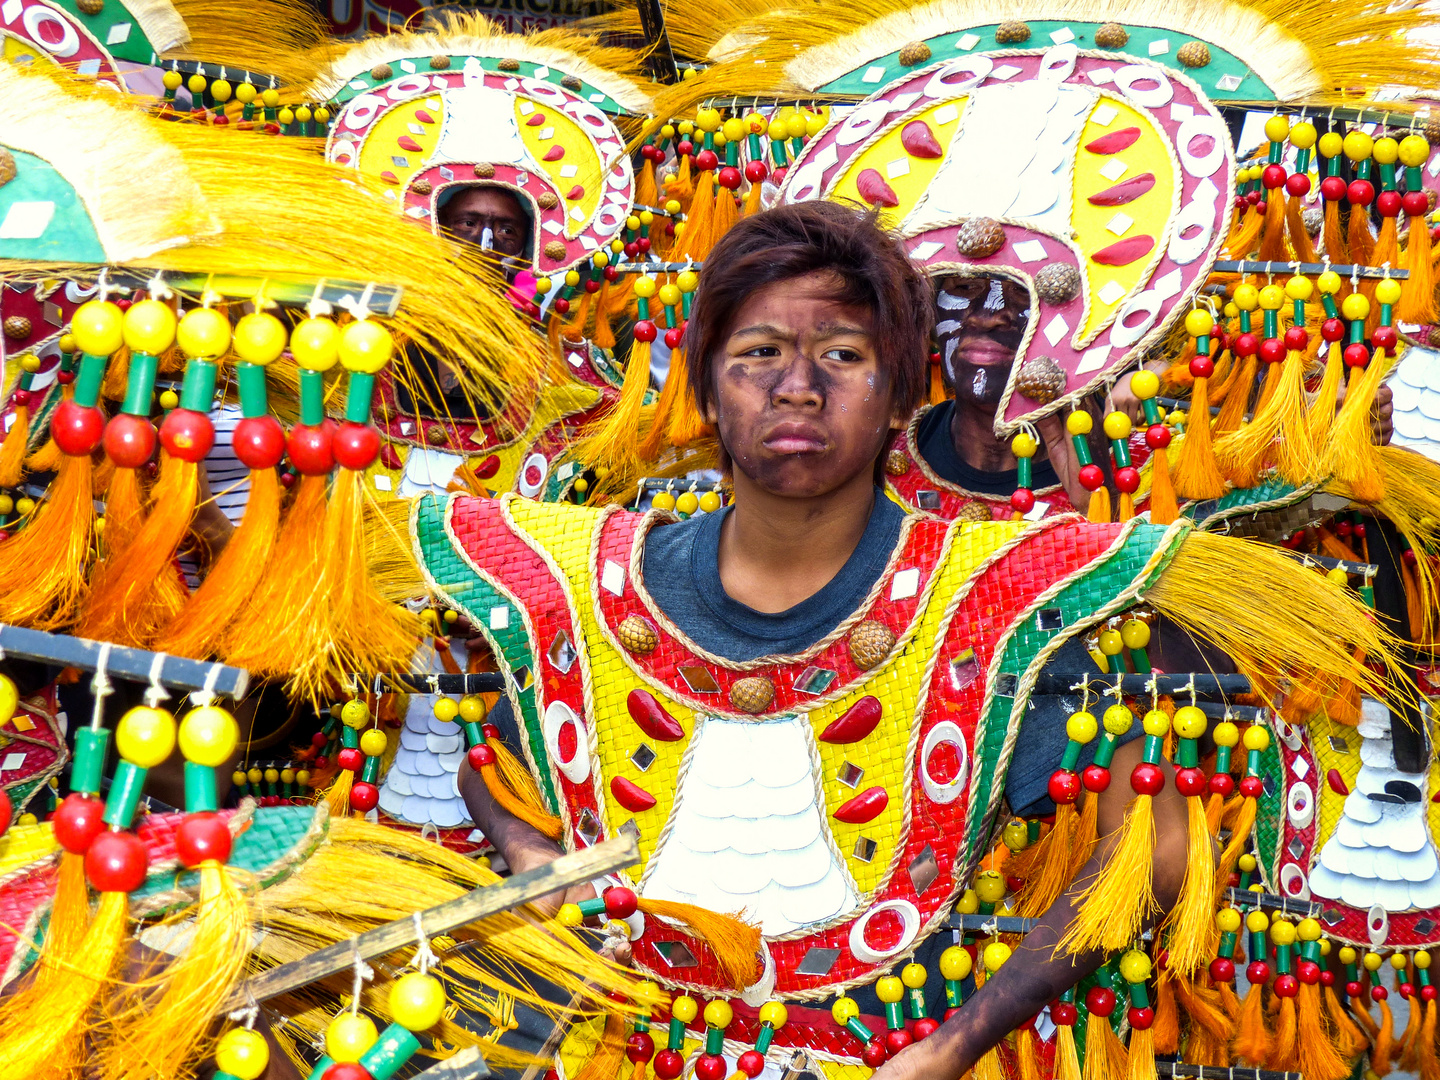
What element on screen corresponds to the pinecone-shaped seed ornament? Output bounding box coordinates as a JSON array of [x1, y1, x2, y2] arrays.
[[370, 63, 392, 80], [1034, 263, 1080, 304], [729, 676, 775, 714], [3, 316, 32, 341], [1176, 42, 1211, 68], [849, 621, 896, 670], [1094, 23, 1128, 47], [995, 20, 1031, 42], [1015, 357, 1066, 404], [956, 217, 1006, 258], [956, 502, 993, 523], [898, 41, 932, 66], [885, 449, 911, 476], [618, 615, 659, 655]]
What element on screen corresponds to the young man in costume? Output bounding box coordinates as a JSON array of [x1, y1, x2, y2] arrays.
[[438, 201, 1197, 1070]]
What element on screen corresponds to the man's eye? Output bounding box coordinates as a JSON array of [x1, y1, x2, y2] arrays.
[[824, 348, 863, 362]]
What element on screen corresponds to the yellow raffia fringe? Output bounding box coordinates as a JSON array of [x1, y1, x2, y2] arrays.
[[0, 453, 94, 630], [578, 337, 654, 484], [1162, 793, 1217, 977], [1083, 1013, 1126, 1080], [1171, 375, 1227, 500], [1056, 1023, 1082, 1080], [1307, 341, 1345, 447], [1061, 793, 1157, 955], [1125, 1025, 1154, 1080], [1402, 215, 1438, 324], [1214, 360, 1282, 488], [1087, 486, 1111, 523], [1325, 350, 1395, 504]]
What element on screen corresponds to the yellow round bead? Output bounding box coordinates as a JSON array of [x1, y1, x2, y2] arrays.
[[0, 675, 16, 728], [940, 945, 972, 980], [58, 333, 75, 353], [1269, 919, 1296, 946], [1318, 131, 1344, 158], [296, 106, 313, 124], [1245, 909, 1270, 933], [1297, 918, 1322, 942], [1183, 308, 1215, 338], [338, 320, 394, 375], [18, 353, 39, 373], [721, 117, 745, 142], [459, 695, 486, 723], [831, 996, 860, 1025], [1339, 946, 1357, 964], [1118, 949, 1152, 983], [1011, 432, 1038, 458], [651, 491, 676, 511], [1003, 819, 1029, 851], [248, 766, 263, 785], [0, 494, 12, 515], [1142, 709, 1170, 738], [232, 770, 248, 787], [1376, 278, 1404, 307], [1373, 137, 1399, 165], [557, 903, 583, 927], [291, 317, 341, 372], [956, 888, 979, 914], [264, 767, 279, 784], [162, 70, 183, 90], [176, 307, 232, 360], [1289, 121, 1317, 150], [1284, 275, 1313, 302], [1392, 953, 1409, 970], [1120, 619, 1150, 650], [671, 994, 699, 1023], [360, 729, 388, 756], [1242, 725, 1271, 752], [1238, 853, 1257, 872], [1216, 908, 1242, 933], [1263, 114, 1290, 142], [433, 698, 459, 723], [660, 124, 676, 139], [974, 870, 1006, 903], [1066, 711, 1098, 743], [1400, 135, 1431, 168], [874, 976, 904, 1004], [1363, 951, 1383, 972], [178, 705, 239, 767], [326, 1012, 379, 1062], [296, 769, 311, 785], [1343, 131, 1374, 161], [341, 699, 371, 728], [215, 1028, 270, 1080], [1066, 410, 1093, 436], [116, 706, 177, 768], [626, 215, 641, 232], [757, 1000, 788, 1028], [768, 119, 788, 140], [1172, 705, 1207, 740], [699, 491, 722, 513], [123, 300, 178, 355], [565, 270, 582, 288], [534, 277, 552, 295], [235, 82, 256, 103], [1233, 283, 1259, 311], [1097, 629, 1124, 656], [261, 88, 279, 107], [633, 276, 658, 299], [14, 497, 33, 515], [1212, 720, 1239, 747], [1417, 950, 1433, 970], [1257, 284, 1285, 311], [785, 113, 807, 139], [1103, 704, 1134, 735], [657, 284, 682, 308], [1320, 940, 1332, 956], [677, 491, 700, 515], [805, 112, 825, 137], [676, 270, 699, 292], [703, 998, 734, 1029], [1317, 270, 1343, 295], [695, 107, 722, 132], [281, 769, 295, 784], [278, 107, 295, 125], [390, 971, 446, 1031], [983, 941, 1012, 972], [187, 74, 208, 95], [1129, 369, 1160, 401], [1102, 412, 1132, 441], [901, 962, 927, 989], [443, 609, 458, 625], [158, 390, 179, 411]]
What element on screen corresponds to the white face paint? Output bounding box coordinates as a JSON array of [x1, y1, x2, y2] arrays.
[[480, 226, 495, 251], [971, 368, 988, 399], [936, 290, 972, 311], [983, 278, 1005, 312]]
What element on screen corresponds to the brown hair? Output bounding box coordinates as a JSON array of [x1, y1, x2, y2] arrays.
[[684, 200, 933, 425]]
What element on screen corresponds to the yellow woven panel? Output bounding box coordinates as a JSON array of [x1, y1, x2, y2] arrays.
[[0, 822, 56, 877]]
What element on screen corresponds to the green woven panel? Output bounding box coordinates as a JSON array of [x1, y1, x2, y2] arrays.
[[966, 524, 1184, 861], [0, 150, 105, 263], [415, 495, 556, 811], [1253, 734, 1285, 884], [1185, 476, 1304, 526], [332, 57, 629, 114]]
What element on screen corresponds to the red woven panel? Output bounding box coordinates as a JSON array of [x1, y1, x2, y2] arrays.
[[0, 862, 58, 981], [883, 426, 1076, 522]]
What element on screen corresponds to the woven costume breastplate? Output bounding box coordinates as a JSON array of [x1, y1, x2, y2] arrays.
[[415, 493, 1180, 1007]]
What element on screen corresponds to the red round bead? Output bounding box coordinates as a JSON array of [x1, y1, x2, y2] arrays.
[[1373, 325, 1399, 352], [287, 420, 336, 475], [553, 297, 570, 315], [1048, 770, 1081, 805], [1130, 761, 1165, 796], [481, 723, 501, 740], [1051, 1002, 1078, 1026], [280, 471, 296, 488], [1113, 466, 1141, 494], [1255, 200, 1268, 215], [1321, 317, 1346, 343], [1373, 985, 1389, 1002], [1174, 766, 1206, 797], [1246, 190, 1261, 206], [1233, 195, 1248, 211], [1285, 172, 1311, 197], [1010, 487, 1036, 514], [86, 829, 148, 893], [468, 743, 495, 769], [1336, 520, 1353, 538], [1424, 985, 1438, 1002], [1246, 961, 1271, 985], [694, 149, 719, 172], [1078, 463, 1106, 491], [637, 237, 652, 253], [885, 1028, 913, 1055], [1353, 522, 1367, 539], [1189, 354, 1215, 380], [943, 1007, 961, 1022], [1297, 960, 1321, 985], [718, 166, 742, 190], [1238, 775, 1264, 798], [912, 1017, 940, 1040], [623, 242, 639, 258], [1234, 332, 1259, 357], [1208, 771, 1235, 797], [603, 265, 621, 283], [693, 1054, 726, 1080], [1145, 424, 1171, 451], [1258, 337, 1287, 365], [1346, 981, 1363, 998], [322, 1065, 373, 1080], [861, 1038, 889, 1067], [1081, 763, 1111, 792], [674, 140, 693, 157], [771, 167, 787, 185], [736, 1050, 766, 1077], [336, 747, 364, 772], [603, 885, 639, 919], [103, 412, 158, 469], [1209, 957, 1235, 983], [1403, 190, 1430, 217], [1273, 974, 1299, 999], [1261, 164, 1287, 190], [653, 1050, 684, 1079], [1283, 325, 1309, 351], [664, 327, 684, 349], [0, 787, 12, 837], [1321, 969, 1336, 987], [53, 793, 106, 854], [1377, 190, 1403, 217], [633, 320, 658, 344], [312, 731, 329, 749], [56, 370, 75, 385], [1128, 1006, 1154, 1030], [333, 422, 381, 471], [584, 279, 601, 294], [625, 1032, 655, 1064], [1402, 982, 1417, 999], [52, 399, 106, 456], [1348, 179, 1375, 206], [1320, 175, 1348, 201], [1343, 342, 1371, 368], [1085, 986, 1117, 1018], [175, 812, 233, 868], [233, 415, 286, 470], [159, 407, 215, 463], [349, 781, 379, 812], [744, 160, 768, 183], [11, 388, 30, 409]]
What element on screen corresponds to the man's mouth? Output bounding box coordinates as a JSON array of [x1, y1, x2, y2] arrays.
[[763, 422, 828, 454], [951, 335, 1020, 367]]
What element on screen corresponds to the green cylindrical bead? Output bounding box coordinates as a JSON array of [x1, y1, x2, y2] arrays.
[[1060, 741, 1082, 772], [346, 372, 377, 424], [237, 363, 269, 419], [1214, 744, 1232, 774], [1246, 748, 1262, 777], [945, 979, 964, 1008], [121, 352, 159, 415], [358, 1023, 421, 1080], [637, 298, 651, 322], [705, 1027, 723, 1055], [1219, 930, 1237, 959], [668, 1017, 685, 1050], [73, 728, 111, 795], [1129, 647, 1152, 674], [578, 896, 607, 917], [756, 1023, 775, 1052], [305, 1057, 333, 1080], [1017, 458, 1032, 489], [1128, 983, 1149, 1008], [1322, 295, 1339, 319], [1093, 732, 1119, 769], [1178, 739, 1199, 769], [184, 762, 218, 813], [1262, 311, 1278, 340], [341, 726, 359, 749], [1275, 943, 1292, 975], [361, 755, 380, 784], [770, 138, 787, 165], [1070, 435, 1092, 466], [1143, 734, 1164, 763], [464, 721, 484, 747], [103, 762, 147, 827], [844, 1017, 874, 1043], [299, 369, 325, 426], [180, 358, 218, 413], [884, 1002, 903, 1029], [907, 986, 927, 1020], [1249, 930, 1267, 962]]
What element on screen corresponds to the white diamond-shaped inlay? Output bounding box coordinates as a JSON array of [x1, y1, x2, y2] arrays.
[[1170, 103, 1194, 122], [1215, 74, 1243, 91], [1087, 68, 1115, 85], [489, 606, 510, 630], [105, 21, 131, 43], [533, 65, 550, 78], [0, 752, 24, 772], [400, 59, 417, 73], [569, 206, 585, 222], [589, 92, 606, 103], [1098, 280, 1128, 306], [1106, 212, 1133, 236], [890, 568, 920, 601], [518, 100, 535, 115], [559, 164, 578, 178], [1076, 345, 1110, 374], [539, 126, 555, 140], [1043, 314, 1070, 346], [1090, 105, 1118, 128], [3, 0, 24, 20], [910, 241, 943, 259], [861, 65, 887, 83], [990, 64, 1023, 81], [0, 201, 55, 240], [1099, 158, 1128, 182], [1012, 239, 1048, 263], [933, 103, 959, 125], [955, 33, 980, 50], [1148, 38, 1170, 55], [1049, 27, 1075, 44], [601, 560, 626, 596], [886, 158, 911, 179]]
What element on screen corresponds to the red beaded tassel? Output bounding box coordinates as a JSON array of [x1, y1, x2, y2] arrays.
[[1020, 709, 1096, 917], [1233, 908, 1273, 1065]]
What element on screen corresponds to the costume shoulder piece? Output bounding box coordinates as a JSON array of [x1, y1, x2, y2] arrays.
[[415, 493, 1193, 1010]]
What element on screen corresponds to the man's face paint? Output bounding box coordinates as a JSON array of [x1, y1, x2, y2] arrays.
[[933, 273, 1032, 408]]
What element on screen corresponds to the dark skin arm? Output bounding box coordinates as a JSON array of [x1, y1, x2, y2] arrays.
[[873, 736, 1190, 1080]]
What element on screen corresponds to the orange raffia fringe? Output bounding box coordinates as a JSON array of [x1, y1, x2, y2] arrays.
[[1015, 802, 1077, 918], [1373, 991, 1397, 1076], [1325, 350, 1394, 504], [1172, 375, 1227, 500], [1087, 485, 1111, 524], [1213, 796, 1257, 900], [1327, 983, 1371, 1058], [1285, 193, 1318, 263], [0, 402, 27, 487], [578, 337, 652, 484], [1233, 975, 1272, 1065], [1148, 446, 1177, 524], [1349, 206, 1377, 266], [101, 466, 144, 557], [1226, 206, 1264, 259], [0, 452, 94, 630], [742, 177, 764, 216], [1401, 213, 1438, 324], [1163, 793, 1216, 976], [1373, 213, 1400, 272], [1152, 969, 1180, 1054], [1061, 793, 1157, 955], [1125, 1024, 1154, 1080], [1016, 1028, 1041, 1080], [479, 760, 564, 841], [1214, 359, 1284, 488], [1323, 199, 1348, 263], [1418, 996, 1440, 1080], [1257, 192, 1289, 262], [155, 466, 280, 659], [633, 898, 760, 991], [1213, 352, 1256, 437], [1297, 982, 1353, 1080], [1400, 974, 1423, 1072], [634, 157, 658, 210], [1268, 994, 1299, 1072], [1269, 345, 1322, 485], [1083, 1012, 1126, 1080]]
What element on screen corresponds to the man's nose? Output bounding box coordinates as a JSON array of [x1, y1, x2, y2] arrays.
[[772, 358, 824, 407]]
